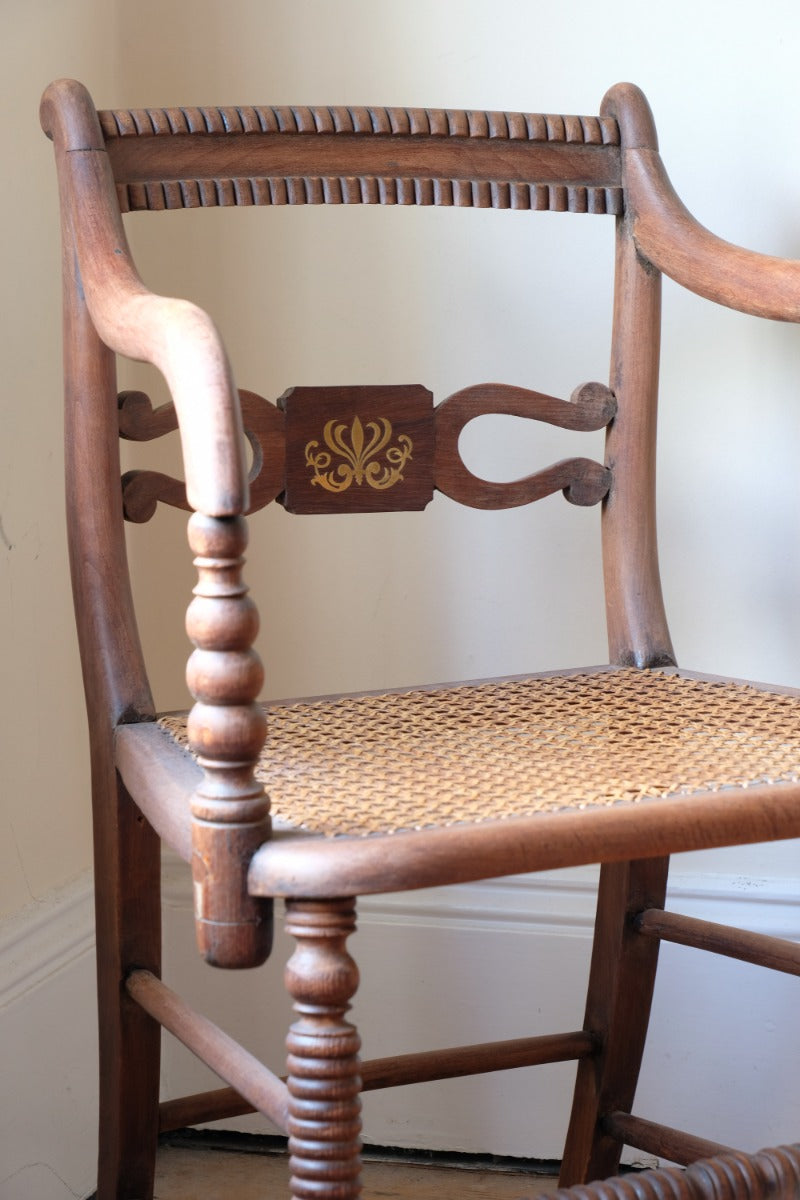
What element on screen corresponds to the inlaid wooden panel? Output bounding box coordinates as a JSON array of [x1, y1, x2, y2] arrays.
[[279, 385, 434, 514]]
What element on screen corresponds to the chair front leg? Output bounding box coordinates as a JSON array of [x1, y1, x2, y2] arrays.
[[95, 774, 161, 1200], [285, 898, 362, 1200]]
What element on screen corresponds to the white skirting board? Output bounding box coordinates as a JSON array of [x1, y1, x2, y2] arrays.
[[0, 876, 97, 1200], [2, 858, 799, 1197]]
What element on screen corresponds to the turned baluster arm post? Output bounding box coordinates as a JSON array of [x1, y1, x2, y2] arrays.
[[185, 514, 272, 967]]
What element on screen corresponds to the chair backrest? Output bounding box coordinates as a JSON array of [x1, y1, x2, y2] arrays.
[[41, 80, 800, 964]]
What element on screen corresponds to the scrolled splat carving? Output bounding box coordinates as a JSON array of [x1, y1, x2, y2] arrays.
[[118, 389, 176, 440], [433, 381, 615, 509], [119, 379, 614, 519], [118, 388, 285, 521]]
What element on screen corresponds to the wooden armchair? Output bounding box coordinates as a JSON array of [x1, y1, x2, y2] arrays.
[[41, 78, 800, 1200]]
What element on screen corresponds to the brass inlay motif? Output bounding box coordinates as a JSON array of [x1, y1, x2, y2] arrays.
[[305, 416, 413, 493]]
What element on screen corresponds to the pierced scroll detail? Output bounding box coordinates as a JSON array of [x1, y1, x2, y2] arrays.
[[118, 379, 614, 519], [118, 388, 284, 521], [433, 381, 616, 509], [305, 416, 413, 494]]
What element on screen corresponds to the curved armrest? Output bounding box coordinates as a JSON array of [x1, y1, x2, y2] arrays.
[[602, 81, 800, 323], [603, 82, 800, 321], [41, 79, 248, 516], [626, 147, 800, 322]]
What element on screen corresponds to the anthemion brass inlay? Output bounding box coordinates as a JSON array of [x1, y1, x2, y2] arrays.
[[305, 416, 413, 493]]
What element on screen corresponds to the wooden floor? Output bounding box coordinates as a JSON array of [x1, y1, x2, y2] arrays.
[[154, 1144, 560, 1199]]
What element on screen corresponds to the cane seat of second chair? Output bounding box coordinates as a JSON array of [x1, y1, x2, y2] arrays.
[[41, 76, 800, 1200]]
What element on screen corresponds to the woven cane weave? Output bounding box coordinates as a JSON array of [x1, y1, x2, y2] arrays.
[[158, 669, 800, 838]]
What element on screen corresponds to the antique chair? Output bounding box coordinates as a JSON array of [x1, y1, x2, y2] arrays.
[[41, 79, 800, 1200]]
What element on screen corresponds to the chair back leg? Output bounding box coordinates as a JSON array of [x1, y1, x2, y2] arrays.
[[560, 856, 670, 1184]]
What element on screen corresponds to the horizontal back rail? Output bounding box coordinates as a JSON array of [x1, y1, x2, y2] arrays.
[[118, 380, 615, 520], [97, 103, 622, 214]]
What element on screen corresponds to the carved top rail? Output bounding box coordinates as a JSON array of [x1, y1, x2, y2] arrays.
[[119, 380, 615, 522], [96, 103, 623, 215]]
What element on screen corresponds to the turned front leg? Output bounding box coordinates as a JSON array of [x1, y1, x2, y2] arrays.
[[285, 899, 362, 1200]]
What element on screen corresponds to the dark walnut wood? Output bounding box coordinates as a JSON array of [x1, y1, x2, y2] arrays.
[[158, 1029, 595, 1132], [120, 379, 613, 521], [434, 381, 614, 508], [601, 1113, 734, 1167], [634, 908, 800, 975], [98, 103, 623, 217], [279, 384, 434, 514], [127, 969, 289, 1130], [42, 74, 800, 1200], [560, 857, 669, 1185]]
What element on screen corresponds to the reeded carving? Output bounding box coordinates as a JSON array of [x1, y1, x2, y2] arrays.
[[186, 513, 272, 968], [116, 178, 624, 217], [99, 103, 621, 143], [305, 416, 413, 493], [285, 899, 362, 1200], [98, 102, 622, 216]]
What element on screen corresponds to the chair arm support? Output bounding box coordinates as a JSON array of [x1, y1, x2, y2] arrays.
[[625, 148, 800, 322], [41, 78, 249, 517], [602, 80, 800, 322]]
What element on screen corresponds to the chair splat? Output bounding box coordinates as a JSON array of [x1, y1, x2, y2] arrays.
[[119, 379, 615, 519]]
